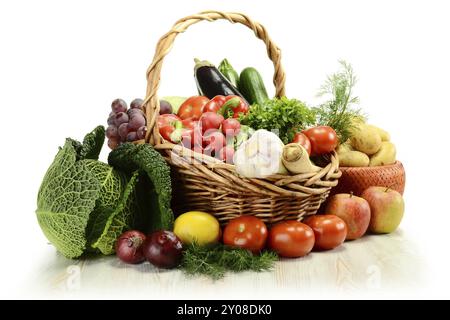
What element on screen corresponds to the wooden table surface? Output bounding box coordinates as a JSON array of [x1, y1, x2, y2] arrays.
[[24, 230, 423, 299]]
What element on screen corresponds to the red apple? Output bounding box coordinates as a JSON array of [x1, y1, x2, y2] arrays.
[[325, 193, 371, 240], [361, 186, 404, 234]]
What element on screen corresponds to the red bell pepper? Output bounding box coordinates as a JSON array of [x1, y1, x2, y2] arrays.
[[219, 96, 249, 118], [159, 120, 184, 143], [202, 95, 228, 113], [158, 114, 181, 128], [202, 95, 249, 119]]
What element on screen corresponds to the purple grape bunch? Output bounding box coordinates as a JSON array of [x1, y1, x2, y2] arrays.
[[106, 98, 147, 149]]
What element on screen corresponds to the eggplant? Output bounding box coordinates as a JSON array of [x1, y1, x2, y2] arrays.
[[194, 59, 248, 103]]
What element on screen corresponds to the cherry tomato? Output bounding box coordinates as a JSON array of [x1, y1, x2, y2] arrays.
[[303, 126, 338, 155], [221, 118, 241, 138], [158, 114, 180, 128], [292, 132, 312, 155], [203, 130, 226, 157], [202, 95, 227, 113], [200, 112, 224, 133], [218, 145, 235, 164], [177, 96, 209, 120], [223, 216, 268, 253], [303, 215, 347, 251], [268, 221, 315, 258]]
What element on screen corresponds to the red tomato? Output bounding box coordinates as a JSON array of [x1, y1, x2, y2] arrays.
[[221, 118, 241, 137], [218, 145, 235, 164], [202, 95, 227, 113], [200, 112, 224, 133], [223, 216, 268, 253], [177, 96, 209, 120], [158, 114, 180, 128], [303, 215, 347, 251], [303, 126, 338, 155], [292, 132, 312, 155], [268, 221, 315, 258], [203, 130, 226, 157]]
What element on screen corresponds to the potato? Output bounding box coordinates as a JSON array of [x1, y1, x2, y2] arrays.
[[350, 124, 382, 155], [369, 142, 396, 166], [367, 124, 390, 141], [339, 151, 370, 167], [336, 142, 353, 155]]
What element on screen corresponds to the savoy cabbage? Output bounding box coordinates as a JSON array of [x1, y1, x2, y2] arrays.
[[36, 126, 139, 258]]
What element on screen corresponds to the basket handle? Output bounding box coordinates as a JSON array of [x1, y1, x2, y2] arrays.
[[143, 10, 286, 145]]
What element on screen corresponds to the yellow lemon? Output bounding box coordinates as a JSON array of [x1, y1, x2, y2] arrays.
[[173, 211, 220, 246]]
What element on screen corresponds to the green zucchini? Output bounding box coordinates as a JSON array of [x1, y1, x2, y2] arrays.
[[218, 59, 239, 88], [239, 67, 269, 106]]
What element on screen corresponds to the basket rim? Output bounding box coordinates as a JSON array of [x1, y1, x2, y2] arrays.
[[339, 160, 403, 171]]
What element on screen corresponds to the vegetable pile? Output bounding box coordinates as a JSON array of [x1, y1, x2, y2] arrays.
[[36, 57, 405, 279]]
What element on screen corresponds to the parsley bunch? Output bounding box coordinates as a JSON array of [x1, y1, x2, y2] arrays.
[[239, 97, 315, 144]]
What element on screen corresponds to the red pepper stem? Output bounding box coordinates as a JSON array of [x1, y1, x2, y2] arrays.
[[219, 97, 241, 118], [170, 121, 184, 143], [174, 120, 183, 130]]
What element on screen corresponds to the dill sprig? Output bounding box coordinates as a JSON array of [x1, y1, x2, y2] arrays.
[[181, 242, 278, 280], [313, 60, 365, 143]]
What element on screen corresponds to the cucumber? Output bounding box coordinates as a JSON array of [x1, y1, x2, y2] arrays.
[[218, 59, 239, 88], [239, 67, 269, 106]]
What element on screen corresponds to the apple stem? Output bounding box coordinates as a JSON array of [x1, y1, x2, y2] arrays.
[[350, 191, 353, 198], [385, 184, 395, 192]]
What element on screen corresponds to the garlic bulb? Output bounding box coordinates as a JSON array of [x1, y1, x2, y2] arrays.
[[233, 129, 287, 178]]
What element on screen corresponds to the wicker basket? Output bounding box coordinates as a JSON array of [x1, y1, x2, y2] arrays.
[[330, 161, 406, 197], [141, 11, 341, 224]]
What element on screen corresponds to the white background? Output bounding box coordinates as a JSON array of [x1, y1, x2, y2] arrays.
[[1, 0, 449, 299]]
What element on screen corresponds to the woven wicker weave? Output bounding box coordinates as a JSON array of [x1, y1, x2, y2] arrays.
[[141, 11, 341, 224], [330, 161, 405, 197]]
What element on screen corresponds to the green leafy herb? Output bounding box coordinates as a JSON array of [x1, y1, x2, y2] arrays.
[[181, 242, 278, 280], [313, 60, 364, 143], [36, 126, 139, 258], [108, 142, 174, 231], [240, 97, 315, 144]]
